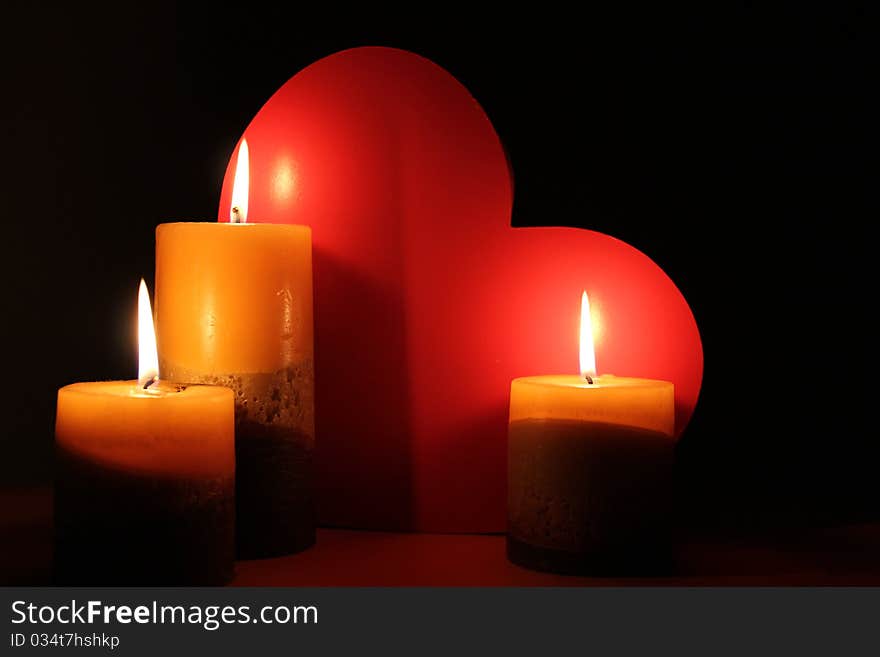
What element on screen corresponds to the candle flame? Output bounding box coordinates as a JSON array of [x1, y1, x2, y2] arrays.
[[230, 139, 249, 223], [138, 279, 159, 388], [579, 290, 597, 381]]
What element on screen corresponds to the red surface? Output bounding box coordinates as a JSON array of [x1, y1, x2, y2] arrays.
[[217, 47, 703, 532], [230, 527, 880, 587], [3, 489, 880, 587]]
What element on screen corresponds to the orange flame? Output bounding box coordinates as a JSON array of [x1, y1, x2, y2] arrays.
[[137, 279, 159, 388], [230, 139, 249, 223], [579, 290, 597, 381]]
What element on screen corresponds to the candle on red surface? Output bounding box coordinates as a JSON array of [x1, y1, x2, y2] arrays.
[[156, 141, 316, 558], [54, 280, 235, 585], [507, 292, 675, 575], [217, 47, 703, 533]]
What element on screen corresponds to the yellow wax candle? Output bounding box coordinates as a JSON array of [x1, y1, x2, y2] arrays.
[[54, 281, 235, 585], [56, 382, 234, 479], [155, 141, 315, 558], [155, 222, 313, 375], [507, 292, 675, 575]]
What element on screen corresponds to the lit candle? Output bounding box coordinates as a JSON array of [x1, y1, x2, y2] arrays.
[[507, 291, 675, 575], [54, 280, 235, 585], [155, 140, 315, 558]]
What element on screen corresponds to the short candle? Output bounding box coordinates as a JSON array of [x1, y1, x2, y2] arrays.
[[507, 292, 675, 575], [54, 281, 235, 585], [156, 140, 315, 558]]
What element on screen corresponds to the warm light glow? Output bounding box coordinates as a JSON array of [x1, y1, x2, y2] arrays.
[[272, 156, 297, 202], [138, 279, 159, 388], [230, 139, 249, 223], [579, 290, 597, 381]]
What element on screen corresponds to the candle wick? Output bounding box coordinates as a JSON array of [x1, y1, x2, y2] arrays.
[[143, 376, 157, 390], [583, 374, 594, 385], [231, 206, 242, 223]]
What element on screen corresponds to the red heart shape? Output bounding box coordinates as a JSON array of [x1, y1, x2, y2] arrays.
[[218, 47, 703, 532]]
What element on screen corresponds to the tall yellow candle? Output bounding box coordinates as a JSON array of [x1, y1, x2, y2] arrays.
[[54, 281, 235, 585], [507, 292, 675, 575], [155, 141, 315, 558]]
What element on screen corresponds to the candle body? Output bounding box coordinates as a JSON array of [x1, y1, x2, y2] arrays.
[[156, 223, 315, 558], [54, 381, 234, 585], [507, 375, 674, 574]]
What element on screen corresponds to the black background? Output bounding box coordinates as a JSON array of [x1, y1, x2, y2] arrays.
[[2, 5, 871, 529]]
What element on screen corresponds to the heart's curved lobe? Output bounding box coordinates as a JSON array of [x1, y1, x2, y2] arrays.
[[218, 47, 703, 532]]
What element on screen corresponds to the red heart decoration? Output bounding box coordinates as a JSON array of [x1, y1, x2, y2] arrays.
[[218, 47, 703, 532]]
